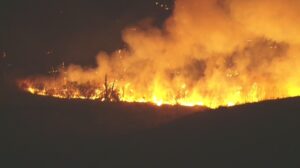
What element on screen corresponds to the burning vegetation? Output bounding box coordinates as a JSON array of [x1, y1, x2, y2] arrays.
[[19, 0, 300, 108]]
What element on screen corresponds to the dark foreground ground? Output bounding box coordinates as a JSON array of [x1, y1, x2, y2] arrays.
[[1, 79, 300, 167]]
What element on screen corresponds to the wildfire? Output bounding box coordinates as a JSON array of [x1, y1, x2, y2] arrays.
[[18, 0, 300, 108], [18, 71, 298, 109]]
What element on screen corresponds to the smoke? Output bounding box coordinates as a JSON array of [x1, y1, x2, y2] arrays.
[[23, 0, 300, 107], [230, 0, 300, 43]]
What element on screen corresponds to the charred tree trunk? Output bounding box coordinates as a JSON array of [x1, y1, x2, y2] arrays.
[[104, 74, 109, 102]]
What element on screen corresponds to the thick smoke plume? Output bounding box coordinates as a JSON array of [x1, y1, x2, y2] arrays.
[[21, 0, 300, 108]]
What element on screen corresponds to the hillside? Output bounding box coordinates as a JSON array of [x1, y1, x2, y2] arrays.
[[1, 80, 300, 167]]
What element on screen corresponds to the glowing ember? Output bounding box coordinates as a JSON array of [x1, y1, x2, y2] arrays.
[[18, 0, 300, 108]]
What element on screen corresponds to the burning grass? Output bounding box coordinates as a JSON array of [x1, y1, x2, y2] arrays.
[[18, 0, 300, 108]]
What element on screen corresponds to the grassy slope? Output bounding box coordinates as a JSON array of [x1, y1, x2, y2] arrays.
[[115, 97, 300, 167], [1, 78, 300, 167]]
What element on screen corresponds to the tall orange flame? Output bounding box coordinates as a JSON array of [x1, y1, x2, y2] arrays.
[[19, 0, 300, 108]]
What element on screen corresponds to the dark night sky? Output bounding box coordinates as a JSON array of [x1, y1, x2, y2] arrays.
[[0, 0, 173, 76]]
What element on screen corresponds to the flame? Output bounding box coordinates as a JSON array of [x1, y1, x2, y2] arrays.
[[18, 0, 300, 109], [18, 73, 298, 108]]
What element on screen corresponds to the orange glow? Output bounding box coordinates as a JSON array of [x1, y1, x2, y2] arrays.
[[18, 0, 300, 108]]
